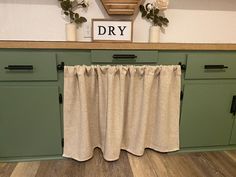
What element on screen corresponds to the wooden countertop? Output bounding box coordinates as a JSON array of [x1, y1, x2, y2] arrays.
[[0, 41, 236, 51]]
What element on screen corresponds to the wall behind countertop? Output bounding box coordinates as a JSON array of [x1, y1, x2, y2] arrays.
[[0, 0, 236, 43]]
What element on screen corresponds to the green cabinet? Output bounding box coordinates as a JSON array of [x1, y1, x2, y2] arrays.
[[231, 121, 236, 144], [1, 48, 236, 160], [180, 83, 236, 147], [0, 86, 62, 157], [158, 51, 236, 150], [0, 50, 62, 161], [180, 52, 236, 149]]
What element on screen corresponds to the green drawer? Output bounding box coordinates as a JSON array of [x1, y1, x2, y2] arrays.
[[185, 53, 236, 79], [91, 50, 158, 64], [0, 51, 57, 81]]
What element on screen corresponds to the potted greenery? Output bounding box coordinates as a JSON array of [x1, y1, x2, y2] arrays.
[[58, 0, 89, 41], [139, 3, 169, 43]]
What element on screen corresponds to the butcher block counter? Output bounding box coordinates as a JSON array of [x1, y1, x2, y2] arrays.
[[0, 40, 236, 50]]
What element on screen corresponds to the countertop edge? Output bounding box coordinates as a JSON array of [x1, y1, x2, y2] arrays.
[[0, 41, 236, 51]]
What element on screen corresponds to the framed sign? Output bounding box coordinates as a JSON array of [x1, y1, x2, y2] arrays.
[[92, 19, 133, 42]]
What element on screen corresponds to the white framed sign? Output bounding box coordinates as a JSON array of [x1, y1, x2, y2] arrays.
[[92, 19, 133, 42]]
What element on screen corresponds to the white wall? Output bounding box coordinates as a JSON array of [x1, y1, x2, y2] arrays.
[[169, 0, 236, 11], [0, 0, 236, 43]]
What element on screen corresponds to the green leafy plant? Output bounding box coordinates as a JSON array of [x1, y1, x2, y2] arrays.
[[139, 3, 169, 27], [58, 0, 88, 25]]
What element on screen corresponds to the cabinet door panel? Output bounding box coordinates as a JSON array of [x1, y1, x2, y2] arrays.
[[180, 84, 235, 148], [230, 120, 236, 144], [0, 86, 62, 157]]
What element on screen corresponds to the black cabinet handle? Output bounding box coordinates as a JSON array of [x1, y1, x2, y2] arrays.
[[112, 54, 137, 59], [204, 65, 228, 69], [57, 62, 64, 71], [178, 62, 186, 71], [230, 96, 236, 116], [4, 65, 33, 70]]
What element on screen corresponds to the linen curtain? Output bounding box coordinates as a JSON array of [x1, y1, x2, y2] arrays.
[[63, 65, 181, 161]]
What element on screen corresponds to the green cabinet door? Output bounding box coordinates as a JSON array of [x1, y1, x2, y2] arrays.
[[0, 86, 62, 158], [180, 83, 235, 148], [230, 119, 236, 144]]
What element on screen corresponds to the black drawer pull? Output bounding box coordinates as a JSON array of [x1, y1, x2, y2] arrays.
[[204, 65, 228, 69], [178, 62, 186, 71], [4, 65, 34, 70], [230, 96, 236, 116], [112, 54, 137, 59], [57, 62, 64, 71]]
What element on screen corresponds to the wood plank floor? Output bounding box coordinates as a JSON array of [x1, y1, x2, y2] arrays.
[[1, 149, 236, 177]]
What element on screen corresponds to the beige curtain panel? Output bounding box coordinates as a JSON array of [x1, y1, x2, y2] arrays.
[[63, 65, 181, 161]]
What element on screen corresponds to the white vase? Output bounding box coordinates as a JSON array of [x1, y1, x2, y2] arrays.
[[66, 23, 77, 41], [149, 26, 160, 43]]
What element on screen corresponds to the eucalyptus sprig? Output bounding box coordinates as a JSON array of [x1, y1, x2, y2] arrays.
[[139, 3, 169, 27], [58, 0, 88, 25]]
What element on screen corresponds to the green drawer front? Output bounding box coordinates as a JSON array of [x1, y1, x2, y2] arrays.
[[91, 50, 158, 64], [0, 51, 57, 81], [185, 53, 236, 79]]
